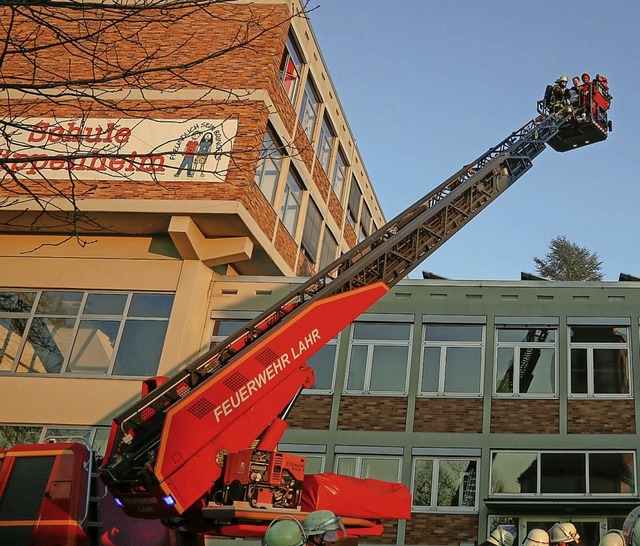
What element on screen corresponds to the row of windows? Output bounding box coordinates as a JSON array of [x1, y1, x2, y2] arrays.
[[263, 33, 374, 268], [213, 318, 632, 398], [289, 448, 637, 513], [0, 290, 174, 377], [1, 424, 631, 514]]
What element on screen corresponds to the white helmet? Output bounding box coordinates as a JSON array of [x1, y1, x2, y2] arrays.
[[632, 518, 640, 546], [524, 529, 551, 546], [557, 75, 569, 84], [488, 527, 515, 546], [599, 530, 626, 546], [550, 523, 580, 544]]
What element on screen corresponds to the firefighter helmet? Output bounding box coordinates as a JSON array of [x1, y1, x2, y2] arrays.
[[550, 523, 580, 544], [599, 530, 626, 546], [488, 527, 515, 546], [524, 529, 551, 546], [557, 75, 569, 84], [262, 519, 306, 546], [632, 518, 640, 546], [303, 510, 346, 542]]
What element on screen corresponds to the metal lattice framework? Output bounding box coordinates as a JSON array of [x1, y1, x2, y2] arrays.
[[100, 113, 566, 486]]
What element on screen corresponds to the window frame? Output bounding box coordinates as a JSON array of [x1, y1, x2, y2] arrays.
[[254, 125, 285, 205], [334, 453, 402, 483], [494, 325, 558, 397], [0, 289, 173, 378], [489, 450, 637, 497], [279, 168, 304, 236], [411, 456, 480, 513], [344, 317, 413, 396], [331, 148, 348, 201], [299, 77, 321, 141], [316, 115, 336, 173], [419, 321, 485, 397], [279, 34, 303, 103], [568, 321, 631, 398]]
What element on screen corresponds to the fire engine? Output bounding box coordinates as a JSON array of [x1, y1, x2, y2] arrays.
[[0, 79, 612, 546]]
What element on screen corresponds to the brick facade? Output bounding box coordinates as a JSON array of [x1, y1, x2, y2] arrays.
[[413, 398, 483, 433], [491, 398, 560, 434]]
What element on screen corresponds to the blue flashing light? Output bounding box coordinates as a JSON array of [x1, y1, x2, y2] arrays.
[[162, 494, 176, 507], [114, 497, 124, 508]]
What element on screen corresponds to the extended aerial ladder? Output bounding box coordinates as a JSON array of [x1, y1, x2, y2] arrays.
[[99, 86, 612, 530]]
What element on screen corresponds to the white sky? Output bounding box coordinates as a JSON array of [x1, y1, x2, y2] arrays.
[[308, 0, 639, 281]]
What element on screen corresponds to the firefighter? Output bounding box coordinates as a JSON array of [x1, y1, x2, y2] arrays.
[[523, 529, 551, 546], [480, 526, 515, 546], [598, 530, 626, 546], [303, 510, 347, 546], [550, 523, 581, 546], [550, 75, 570, 114], [263, 518, 307, 546]]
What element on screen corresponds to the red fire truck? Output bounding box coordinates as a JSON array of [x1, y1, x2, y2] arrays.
[[0, 80, 612, 546]]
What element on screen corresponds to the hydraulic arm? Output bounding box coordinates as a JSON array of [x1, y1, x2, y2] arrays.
[[100, 101, 611, 520]]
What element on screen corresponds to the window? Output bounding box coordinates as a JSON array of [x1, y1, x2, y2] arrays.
[[490, 451, 636, 496], [255, 126, 284, 204], [331, 149, 348, 200], [316, 116, 335, 173], [495, 327, 557, 396], [301, 199, 323, 264], [300, 78, 320, 141], [347, 178, 361, 228], [0, 424, 111, 454], [358, 204, 372, 242], [412, 457, 479, 511], [420, 323, 484, 396], [335, 455, 401, 482], [318, 229, 338, 270], [279, 35, 303, 103], [0, 290, 173, 377], [345, 320, 412, 395], [305, 336, 338, 393], [280, 169, 304, 235], [569, 324, 630, 396]]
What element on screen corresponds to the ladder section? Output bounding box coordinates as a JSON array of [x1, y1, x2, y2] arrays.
[[100, 114, 565, 487]]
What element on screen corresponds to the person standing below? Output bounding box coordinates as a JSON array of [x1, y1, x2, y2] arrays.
[[479, 526, 515, 546], [549, 522, 581, 546], [262, 518, 306, 546], [302, 510, 347, 546]]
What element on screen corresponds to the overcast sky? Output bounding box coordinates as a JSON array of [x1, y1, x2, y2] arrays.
[[308, 1, 638, 281]]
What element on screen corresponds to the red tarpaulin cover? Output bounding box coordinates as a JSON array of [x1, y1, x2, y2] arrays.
[[300, 473, 412, 520]]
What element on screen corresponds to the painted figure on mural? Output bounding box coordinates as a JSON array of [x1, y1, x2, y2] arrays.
[[174, 135, 199, 177], [193, 132, 213, 177]]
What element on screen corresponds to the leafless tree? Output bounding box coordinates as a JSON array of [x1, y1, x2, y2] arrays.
[[0, 0, 313, 243]]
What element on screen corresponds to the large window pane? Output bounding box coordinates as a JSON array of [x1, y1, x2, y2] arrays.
[[280, 170, 303, 235], [369, 345, 408, 392], [443, 347, 481, 393], [306, 342, 336, 391], [437, 460, 477, 507], [255, 128, 283, 204], [0, 291, 36, 313], [0, 425, 42, 449], [361, 458, 400, 482], [540, 452, 585, 493], [422, 323, 484, 395], [570, 325, 630, 396], [589, 453, 634, 494], [490, 452, 538, 494], [84, 293, 127, 315], [346, 345, 367, 391], [129, 293, 173, 318], [112, 320, 168, 377], [35, 291, 83, 315], [413, 459, 434, 507], [67, 320, 120, 373], [300, 79, 320, 140], [16, 317, 74, 373], [0, 317, 28, 371]]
